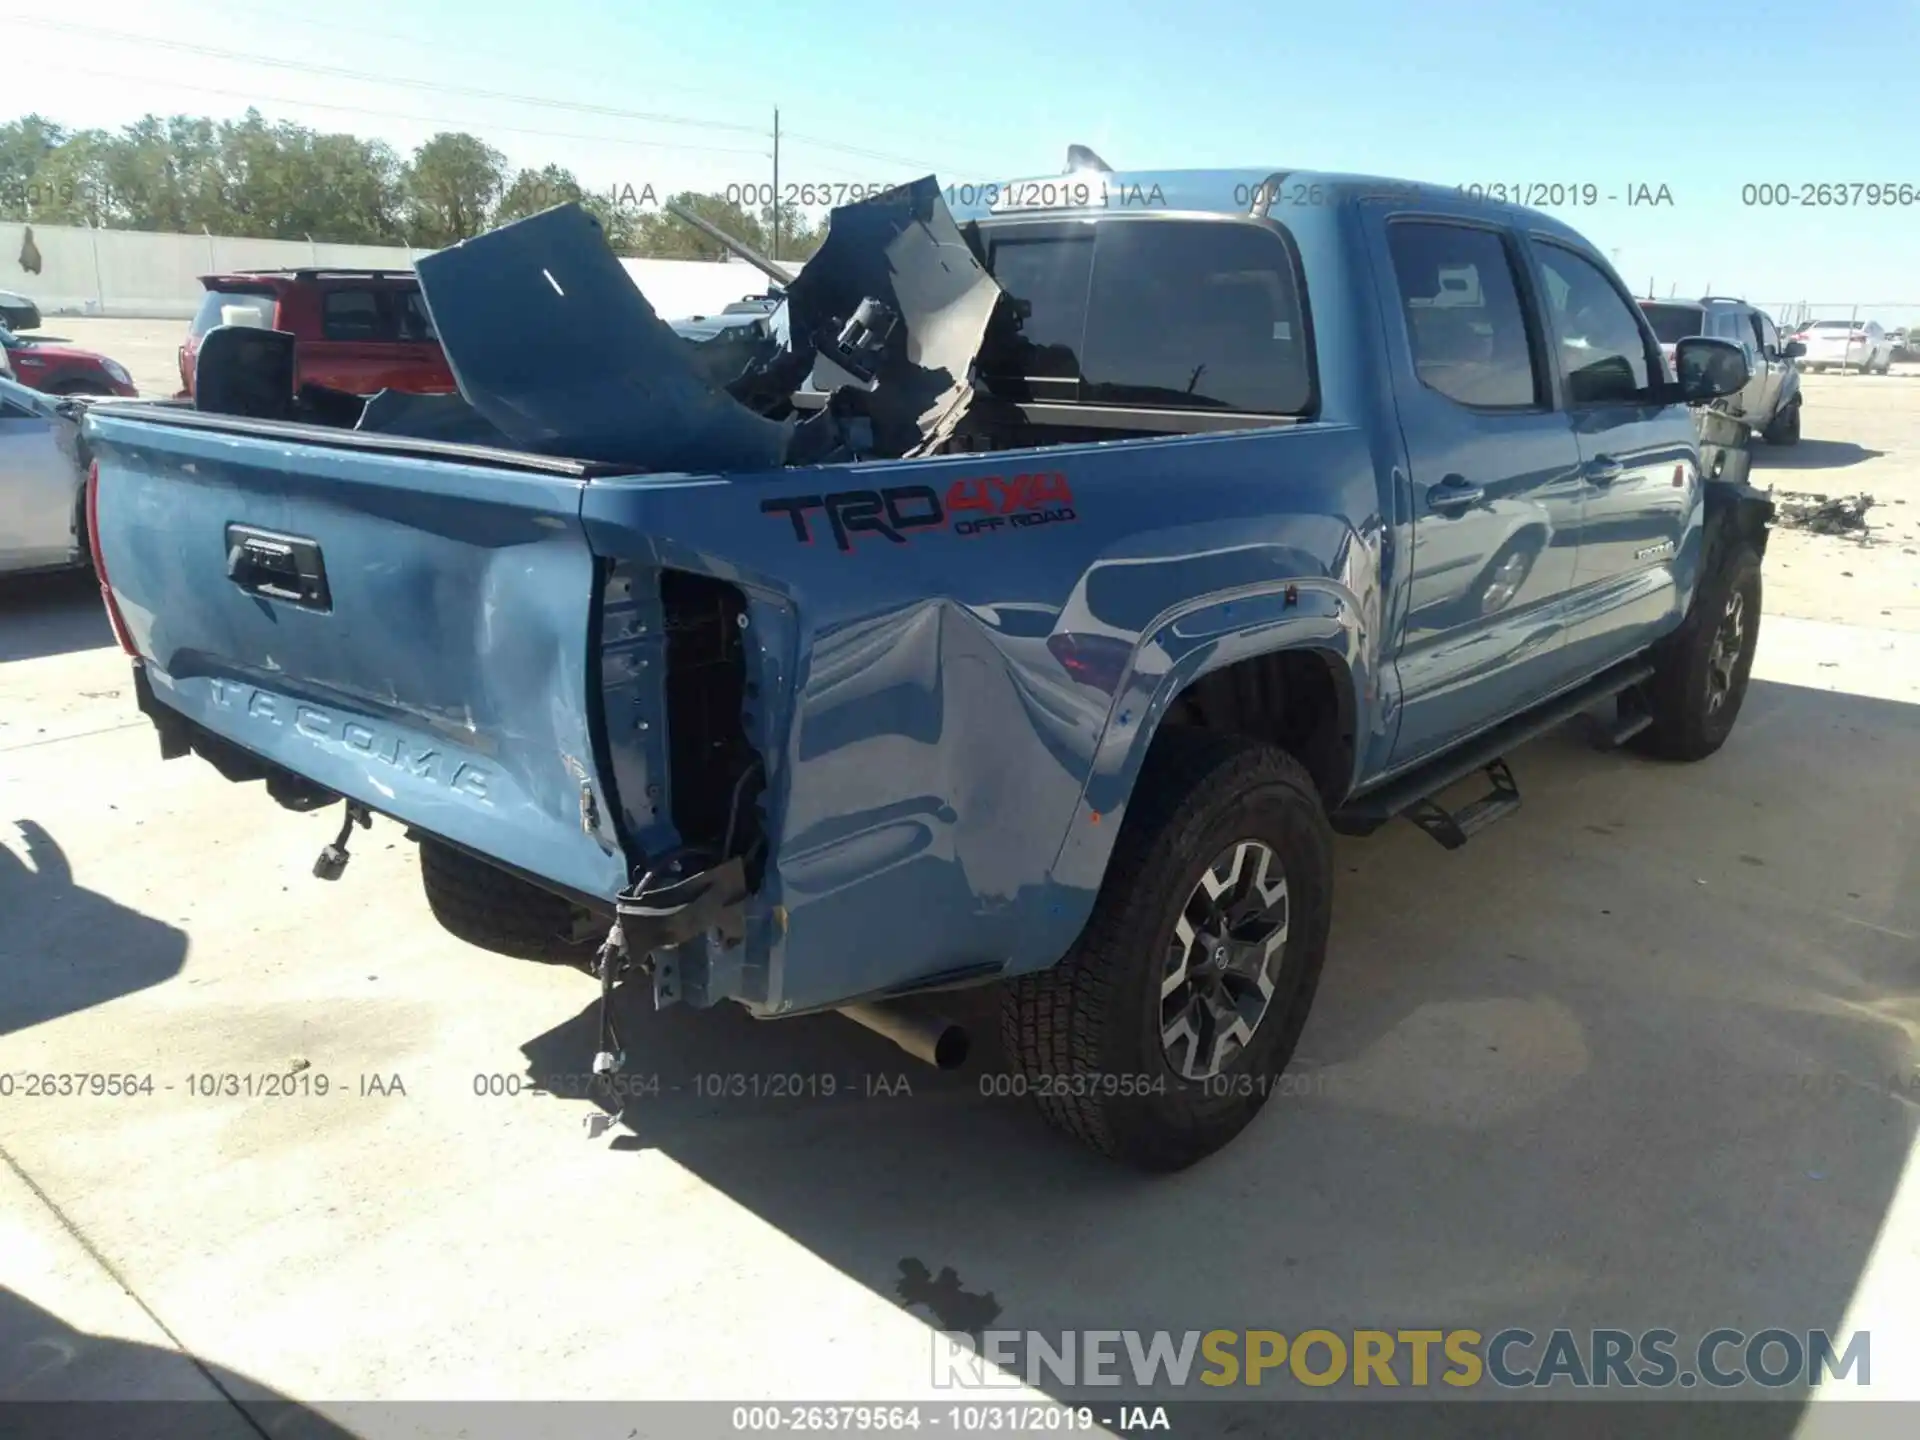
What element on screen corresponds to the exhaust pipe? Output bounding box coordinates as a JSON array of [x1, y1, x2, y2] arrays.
[[838, 1001, 970, 1070]]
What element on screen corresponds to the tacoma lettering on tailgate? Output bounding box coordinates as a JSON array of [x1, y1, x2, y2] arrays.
[[208, 680, 492, 799]]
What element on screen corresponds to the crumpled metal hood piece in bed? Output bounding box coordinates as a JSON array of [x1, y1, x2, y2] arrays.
[[414, 203, 791, 473], [409, 181, 1003, 473]]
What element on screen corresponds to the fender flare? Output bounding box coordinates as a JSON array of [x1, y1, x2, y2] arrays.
[[1048, 578, 1370, 894]]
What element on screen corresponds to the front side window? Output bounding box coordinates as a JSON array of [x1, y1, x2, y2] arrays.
[[1386, 220, 1542, 409], [1534, 244, 1655, 404]]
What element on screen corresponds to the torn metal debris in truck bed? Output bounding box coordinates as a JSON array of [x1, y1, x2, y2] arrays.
[[395, 178, 1004, 473], [414, 204, 792, 473]]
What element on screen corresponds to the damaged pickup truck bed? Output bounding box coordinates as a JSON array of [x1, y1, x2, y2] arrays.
[[83, 169, 1769, 1169]]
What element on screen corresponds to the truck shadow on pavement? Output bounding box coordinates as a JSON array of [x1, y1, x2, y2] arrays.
[[521, 675, 1913, 1431], [0, 1285, 354, 1440], [0, 570, 113, 663], [1751, 440, 1883, 473], [0, 821, 187, 1037]]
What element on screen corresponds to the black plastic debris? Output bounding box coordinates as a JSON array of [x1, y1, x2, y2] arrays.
[[782, 176, 1006, 459], [1774, 491, 1875, 535]]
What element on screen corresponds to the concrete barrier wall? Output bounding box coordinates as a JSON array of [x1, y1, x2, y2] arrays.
[[0, 221, 781, 322]]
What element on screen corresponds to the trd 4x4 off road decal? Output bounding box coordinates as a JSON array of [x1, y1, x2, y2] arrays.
[[760, 473, 1077, 551]]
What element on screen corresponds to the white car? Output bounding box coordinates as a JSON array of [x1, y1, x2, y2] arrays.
[[1792, 318, 1896, 374], [0, 376, 91, 576]]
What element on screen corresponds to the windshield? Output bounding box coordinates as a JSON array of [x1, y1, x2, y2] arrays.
[[1809, 319, 1859, 329], [190, 288, 277, 338], [1640, 304, 1706, 344]]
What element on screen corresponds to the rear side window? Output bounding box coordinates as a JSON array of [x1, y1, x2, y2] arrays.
[[1533, 244, 1655, 404], [190, 289, 276, 337], [1640, 303, 1705, 344], [1386, 221, 1542, 409], [396, 289, 438, 342], [981, 218, 1313, 415], [322, 288, 388, 341]]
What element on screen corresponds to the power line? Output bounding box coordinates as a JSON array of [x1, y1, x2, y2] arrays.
[[33, 63, 772, 156], [781, 129, 992, 176], [163, 0, 735, 105], [9, 17, 771, 137], [8, 12, 999, 180]]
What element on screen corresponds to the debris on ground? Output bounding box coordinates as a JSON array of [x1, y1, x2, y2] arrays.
[[1773, 491, 1875, 535]]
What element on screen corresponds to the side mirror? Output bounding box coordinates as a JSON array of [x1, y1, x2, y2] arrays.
[[1673, 336, 1748, 402], [1781, 339, 1806, 359]]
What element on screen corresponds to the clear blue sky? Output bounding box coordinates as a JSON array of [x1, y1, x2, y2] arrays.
[[7, 0, 1919, 318]]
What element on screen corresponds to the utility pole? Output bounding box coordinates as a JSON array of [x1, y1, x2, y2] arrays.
[[771, 107, 781, 263]]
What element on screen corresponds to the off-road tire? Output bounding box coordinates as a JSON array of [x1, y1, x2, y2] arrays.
[[1629, 532, 1763, 762], [1763, 399, 1800, 446], [418, 838, 599, 965], [1000, 730, 1333, 1171]]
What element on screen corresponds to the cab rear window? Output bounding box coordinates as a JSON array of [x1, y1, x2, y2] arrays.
[[190, 289, 277, 337], [1639, 303, 1706, 344], [978, 217, 1314, 416]]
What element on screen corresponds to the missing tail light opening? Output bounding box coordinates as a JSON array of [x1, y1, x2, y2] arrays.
[[661, 571, 762, 866]]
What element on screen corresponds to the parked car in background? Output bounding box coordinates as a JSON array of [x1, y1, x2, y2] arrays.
[[1888, 328, 1915, 363], [0, 375, 92, 576], [1792, 318, 1895, 373], [179, 269, 457, 399], [0, 323, 139, 397], [1638, 297, 1803, 443], [0, 289, 41, 331]]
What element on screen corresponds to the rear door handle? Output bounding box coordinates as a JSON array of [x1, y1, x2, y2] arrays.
[[1427, 476, 1484, 512], [1586, 456, 1624, 485]]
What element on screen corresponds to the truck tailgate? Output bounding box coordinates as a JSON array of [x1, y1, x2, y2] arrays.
[[86, 411, 630, 901]]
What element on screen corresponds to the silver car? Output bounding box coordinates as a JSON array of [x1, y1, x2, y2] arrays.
[[0, 375, 91, 575], [1793, 318, 1896, 373]]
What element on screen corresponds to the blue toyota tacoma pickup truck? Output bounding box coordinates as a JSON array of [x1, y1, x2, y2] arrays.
[[81, 167, 1765, 1169]]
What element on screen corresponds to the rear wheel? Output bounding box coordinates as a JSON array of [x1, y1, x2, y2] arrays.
[[1000, 730, 1333, 1171], [417, 838, 600, 965], [1629, 536, 1762, 762]]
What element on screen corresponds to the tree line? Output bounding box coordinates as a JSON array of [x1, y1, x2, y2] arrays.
[[0, 110, 826, 261]]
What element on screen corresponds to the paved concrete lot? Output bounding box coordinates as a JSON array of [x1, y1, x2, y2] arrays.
[[2, 346, 1917, 1436]]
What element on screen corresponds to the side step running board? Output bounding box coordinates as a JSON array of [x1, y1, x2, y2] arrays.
[[1405, 758, 1519, 850], [1333, 658, 1655, 845]]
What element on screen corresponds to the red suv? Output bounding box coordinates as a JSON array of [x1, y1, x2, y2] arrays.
[[179, 269, 456, 398]]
